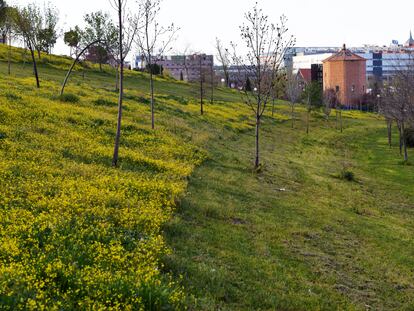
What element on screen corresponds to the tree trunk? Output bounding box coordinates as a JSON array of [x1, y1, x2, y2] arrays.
[[271, 97, 275, 117], [255, 115, 260, 169], [7, 36, 11, 75], [200, 78, 204, 115], [200, 58, 204, 115], [112, 0, 124, 167], [401, 122, 408, 162], [150, 69, 155, 129], [397, 122, 403, 156], [387, 119, 392, 148], [336, 109, 339, 130], [115, 64, 119, 91], [210, 66, 214, 105], [340, 110, 343, 133], [29, 47, 40, 88], [60, 40, 100, 96]]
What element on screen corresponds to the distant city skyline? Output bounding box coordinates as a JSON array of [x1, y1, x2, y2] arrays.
[[10, 0, 414, 59]]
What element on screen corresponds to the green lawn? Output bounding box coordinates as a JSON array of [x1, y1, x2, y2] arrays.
[[0, 45, 413, 310], [164, 109, 414, 310]]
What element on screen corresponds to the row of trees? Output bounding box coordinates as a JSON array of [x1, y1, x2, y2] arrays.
[[2, 0, 177, 167], [0, 1, 59, 87], [6, 1, 410, 169], [65, 0, 177, 166], [379, 58, 414, 162]]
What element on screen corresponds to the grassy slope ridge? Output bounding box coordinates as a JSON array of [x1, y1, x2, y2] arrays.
[[0, 45, 413, 310], [0, 46, 214, 309]]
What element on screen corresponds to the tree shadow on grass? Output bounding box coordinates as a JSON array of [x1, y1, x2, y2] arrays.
[[61, 148, 167, 174]]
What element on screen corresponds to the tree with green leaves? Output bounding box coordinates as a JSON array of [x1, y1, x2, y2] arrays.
[[82, 11, 118, 71], [0, 1, 17, 75], [13, 4, 41, 87], [302, 81, 322, 134], [36, 3, 59, 55], [64, 26, 81, 57], [0, 0, 8, 44]]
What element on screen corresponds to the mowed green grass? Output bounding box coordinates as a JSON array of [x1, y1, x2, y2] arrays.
[[0, 45, 414, 310]]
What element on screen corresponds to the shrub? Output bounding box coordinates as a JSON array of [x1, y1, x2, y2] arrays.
[[404, 127, 414, 148], [340, 170, 355, 182], [93, 98, 117, 107], [59, 93, 80, 103], [4, 92, 22, 101]]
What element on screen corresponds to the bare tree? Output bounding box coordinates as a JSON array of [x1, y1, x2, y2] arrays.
[[135, 0, 179, 130], [0, 2, 17, 75], [380, 80, 414, 162], [379, 53, 414, 161], [302, 82, 322, 134], [231, 3, 294, 169], [215, 37, 230, 87], [110, 0, 140, 167], [194, 54, 214, 115], [323, 88, 338, 123], [285, 70, 301, 128], [60, 39, 101, 96], [199, 55, 205, 115], [13, 4, 41, 88]]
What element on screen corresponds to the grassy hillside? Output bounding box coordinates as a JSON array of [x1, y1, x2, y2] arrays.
[[0, 45, 414, 310]]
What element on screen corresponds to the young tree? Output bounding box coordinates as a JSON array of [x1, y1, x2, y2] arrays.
[[380, 74, 414, 162], [231, 3, 294, 169], [285, 70, 301, 128], [0, 0, 7, 43], [83, 11, 118, 71], [270, 71, 286, 117], [215, 37, 230, 87], [302, 81, 322, 134], [135, 0, 179, 129], [36, 3, 59, 55], [193, 54, 213, 115], [0, 2, 17, 75], [323, 88, 338, 122], [110, 0, 140, 167], [64, 26, 81, 57], [13, 4, 41, 88], [199, 55, 205, 115], [245, 77, 252, 91]]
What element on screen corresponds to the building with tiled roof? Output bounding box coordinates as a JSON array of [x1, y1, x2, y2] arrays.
[[322, 44, 367, 107], [298, 68, 311, 84]]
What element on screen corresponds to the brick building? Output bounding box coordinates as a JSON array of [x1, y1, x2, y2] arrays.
[[322, 44, 366, 107]]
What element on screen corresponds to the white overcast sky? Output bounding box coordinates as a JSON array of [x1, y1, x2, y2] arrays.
[[10, 0, 414, 60]]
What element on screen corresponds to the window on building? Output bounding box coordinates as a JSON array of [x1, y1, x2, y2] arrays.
[[335, 86, 339, 92], [363, 85, 365, 92], [351, 85, 355, 92]]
